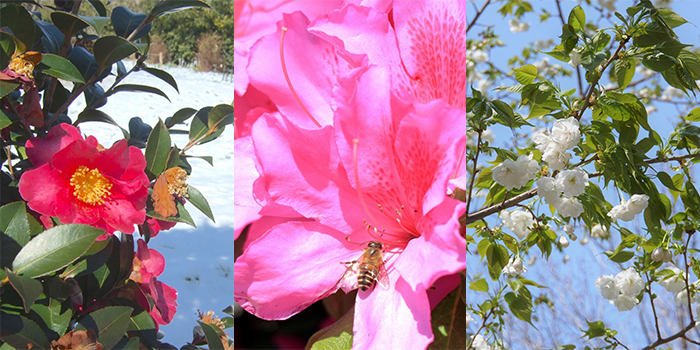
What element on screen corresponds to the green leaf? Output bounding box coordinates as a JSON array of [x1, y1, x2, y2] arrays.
[[103, 83, 170, 102], [687, 106, 700, 122], [166, 107, 197, 127], [505, 289, 533, 325], [0, 202, 32, 269], [145, 119, 172, 177], [614, 58, 636, 90], [77, 306, 134, 350], [92, 36, 139, 72], [428, 279, 466, 350], [307, 307, 353, 350], [11, 224, 105, 278], [111, 6, 151, 40], [86, 0, 108, 17], [514, 65, 538, 84], [50, 12, 90, 38], [30, 278, 71, 336], [198, 321, 225, 350], [658, 9, 688, 28], [658, 171, 680, 191], [149, 0, 212, 19], [0, 80, 19, 99], [605, 249, 635, 263], [38, 53, 86, 83], [79, 16, 110, 35], [5, 268, 42, 313], [469, 278, 489, 292], [642, 52, 677, 72], [187, 185, 215, 222], [147, 201, 196, 228], [183, 154, 214, 166], [208, 104, 234, 131], [142, 67, 179, 93], [0, 5, 35, 53], [59, 238, 113, 279], [568, 5, 586, 31], [0, 313, 51, 349], [75, 109, 130, 139], [189, 111, 208, 140]]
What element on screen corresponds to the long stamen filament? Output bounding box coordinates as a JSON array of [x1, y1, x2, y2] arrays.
[[452, 145, 467, 180], [280, 27, 322, 128]]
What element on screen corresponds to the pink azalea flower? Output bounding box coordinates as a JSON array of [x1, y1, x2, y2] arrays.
[[234, 66, 465, 349], [234, 0, 343, 96], [19, 124, 150, 237]]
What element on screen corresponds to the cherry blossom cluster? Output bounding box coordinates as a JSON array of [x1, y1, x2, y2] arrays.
[[607, 194, 649, 222], [595, 267, 645, 311], [533, 117, 581, 171]]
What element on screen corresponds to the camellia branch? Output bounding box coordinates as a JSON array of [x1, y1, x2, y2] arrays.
[[465, 152, 700, 225], [467, 0, 492, 35]]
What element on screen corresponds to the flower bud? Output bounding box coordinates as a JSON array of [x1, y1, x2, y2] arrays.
[[564, 224, 575, 235], [568, 233, 578, 241], [558, 235, 570, 248], [663, 249, 673, 263], [652, 248, 665, 261], [580, 237, 589, 245]]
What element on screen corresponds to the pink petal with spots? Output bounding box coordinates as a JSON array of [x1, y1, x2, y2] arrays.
[[393, 0, 466, 109], [333, 66, 466, 242], [233, 221, 357, 320]]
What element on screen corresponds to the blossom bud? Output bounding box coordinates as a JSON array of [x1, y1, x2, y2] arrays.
[[558, 235, 570, 248], [651, 248, 665, 262], [580, 237, 589, 245], [564, 224, 574, 234], [663, 249, 673, 263], [569, 233, 577, 241]]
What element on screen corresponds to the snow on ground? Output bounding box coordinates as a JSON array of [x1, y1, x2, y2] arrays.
[[66, 61, 234, 347]]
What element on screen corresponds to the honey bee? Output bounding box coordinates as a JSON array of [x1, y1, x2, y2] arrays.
[[340, 241, 390, 292]]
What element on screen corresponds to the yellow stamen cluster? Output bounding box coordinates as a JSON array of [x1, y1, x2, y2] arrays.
[[197, 310, 226, 331], [8, 55, 36, 81], [69, 166, 113, 205], [166, 167, 189, 198]]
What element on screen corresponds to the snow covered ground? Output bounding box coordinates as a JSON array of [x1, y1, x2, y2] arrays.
[[66, 61, 234, 347]]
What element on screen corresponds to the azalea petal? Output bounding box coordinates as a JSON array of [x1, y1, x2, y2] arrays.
[[233, 86, 277, 139], [353, 277, 432, 349], [251, 112, 365, 234], [248, 12, 336, 128], [395, 200, 465, 289], [308, 4, 401, 70], [392, 0, 467, 108], [234, 221, 357, 320]]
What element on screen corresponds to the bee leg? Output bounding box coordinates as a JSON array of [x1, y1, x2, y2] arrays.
[[340, 260, 357, 266]]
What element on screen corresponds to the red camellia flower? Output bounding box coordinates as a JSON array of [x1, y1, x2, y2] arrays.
[[130, 239, 178, 326], [19, 123, 150, 237]]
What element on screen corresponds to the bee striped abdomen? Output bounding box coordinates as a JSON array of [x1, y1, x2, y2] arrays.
[[357, 263, 379, 291]]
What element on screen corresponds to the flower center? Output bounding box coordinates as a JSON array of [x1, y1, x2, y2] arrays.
[[352, 139, 419, 246], [8, 52, 40, 81], [69, 166, 113, 205]]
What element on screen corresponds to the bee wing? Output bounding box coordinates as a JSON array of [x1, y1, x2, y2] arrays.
[[376, 261, 390, 289], [336, 261, 360, 294]]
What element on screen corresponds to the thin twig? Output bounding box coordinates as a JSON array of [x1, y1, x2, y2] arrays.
[[466, 131, 483, 215], [467, 0, 492, 35], [467, 306, 496, 349], [645, 271, 662, 340], [575, 38, 630, 120]]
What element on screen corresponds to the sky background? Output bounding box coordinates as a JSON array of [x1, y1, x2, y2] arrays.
[[468, 0, 700, 348]]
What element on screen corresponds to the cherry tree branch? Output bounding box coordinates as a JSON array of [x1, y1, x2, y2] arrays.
[[466, 131, 483, 215], [467, 0, 492, 35], [467, 306, 496, 350]]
